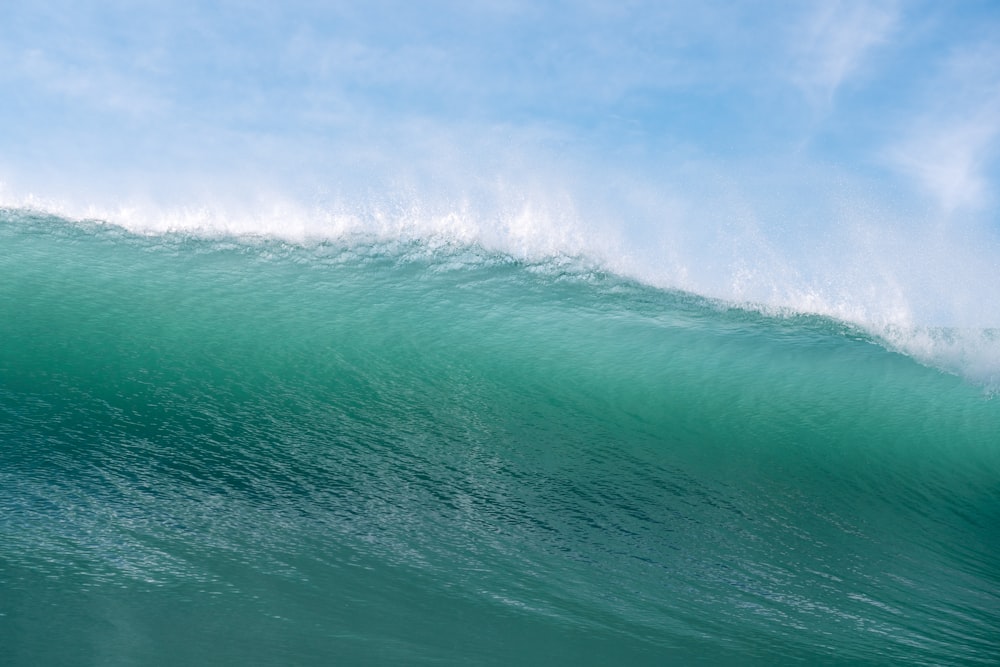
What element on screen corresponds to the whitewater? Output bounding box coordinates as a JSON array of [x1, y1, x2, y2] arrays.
[[2, 206, 998, 665]]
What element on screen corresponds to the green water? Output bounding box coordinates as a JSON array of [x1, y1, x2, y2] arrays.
[[1, 211, 999, 665]]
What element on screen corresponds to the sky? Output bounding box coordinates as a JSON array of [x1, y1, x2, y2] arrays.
[[1, 0, 999, 328]]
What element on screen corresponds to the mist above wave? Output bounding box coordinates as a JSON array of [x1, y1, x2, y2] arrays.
[[2, 166, 998, 393]]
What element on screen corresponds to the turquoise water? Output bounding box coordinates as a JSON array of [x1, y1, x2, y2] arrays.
[[1, 209, 999, 665]]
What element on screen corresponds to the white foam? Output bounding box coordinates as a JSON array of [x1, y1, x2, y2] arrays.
[[3, 165, 999, 389], [879, 326, 1000, 394]]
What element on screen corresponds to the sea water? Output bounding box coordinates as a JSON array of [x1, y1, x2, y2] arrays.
[[1, 209, 998, 665]]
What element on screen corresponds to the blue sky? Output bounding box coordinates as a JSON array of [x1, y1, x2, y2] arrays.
[[2, 1, 998, 209], [2, 1, 999, 326]]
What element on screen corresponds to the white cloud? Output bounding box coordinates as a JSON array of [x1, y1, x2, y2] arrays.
[[886, 42, 1000, 213], [19, 49, 163, 115], [889, 121, 998, 213], [790, 0, 897, 105]]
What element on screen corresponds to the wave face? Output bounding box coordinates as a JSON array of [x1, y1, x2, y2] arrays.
[[2, 210, 999, 665]]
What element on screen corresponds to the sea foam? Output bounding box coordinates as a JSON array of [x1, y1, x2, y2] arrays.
[[3, 173, 998, 391]]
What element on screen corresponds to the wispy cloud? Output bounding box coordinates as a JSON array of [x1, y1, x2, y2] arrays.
[[789, 0, 897, 106], [13, 47, 168, 116], [886, 42, 1000, 213]]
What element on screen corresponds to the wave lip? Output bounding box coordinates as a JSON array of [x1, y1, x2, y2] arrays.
[[3, 204, 999, 391]]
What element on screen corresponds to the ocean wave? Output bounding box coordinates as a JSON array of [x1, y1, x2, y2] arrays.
[[2, 209, 998, 664], [4, 204, 999, 391]]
